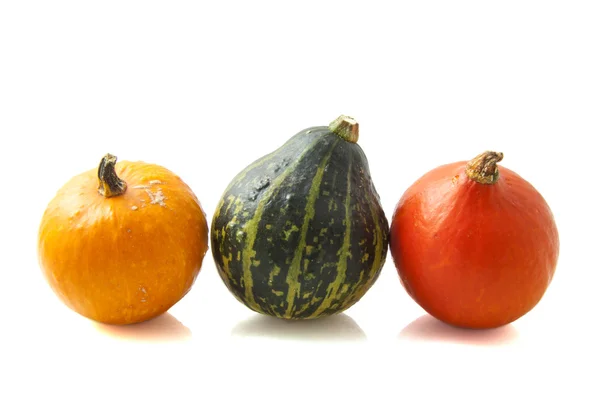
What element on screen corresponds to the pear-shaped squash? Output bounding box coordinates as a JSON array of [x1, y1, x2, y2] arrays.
[[212, 116, 389, 319]]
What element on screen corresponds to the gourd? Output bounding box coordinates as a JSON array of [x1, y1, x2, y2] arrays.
[[212, 116, 389, 319], [38, 154, 209, 325], [389, 151, 560, 329]]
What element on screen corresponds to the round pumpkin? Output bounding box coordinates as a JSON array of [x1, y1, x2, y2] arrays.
[[38, 154, 209, 325], [389, 151, 559, 329]]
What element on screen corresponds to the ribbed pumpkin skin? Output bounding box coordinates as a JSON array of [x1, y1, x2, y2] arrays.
[[211, 126, 389, 319]]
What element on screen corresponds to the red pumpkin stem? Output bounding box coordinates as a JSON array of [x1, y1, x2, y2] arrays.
[[465, 151, 504, 185], [329, 115, 359, 143], [98, 154, 127, 197]]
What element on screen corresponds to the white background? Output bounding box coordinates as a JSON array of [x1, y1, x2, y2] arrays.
[[1, 1, 598, 399]]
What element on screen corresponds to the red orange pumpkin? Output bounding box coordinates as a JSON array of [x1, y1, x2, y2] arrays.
[[390, 151, 559, 329], [38, 154, 209, 325]]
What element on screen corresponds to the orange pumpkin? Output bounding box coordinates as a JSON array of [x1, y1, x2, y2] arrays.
[[389, 151, 559, 329], [38, 154, 208, 325]]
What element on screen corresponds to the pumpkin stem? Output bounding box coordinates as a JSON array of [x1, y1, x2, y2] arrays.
[[465, 151, 504, 185], [98, 154, 127, 197], [329, 115, 359, 143]]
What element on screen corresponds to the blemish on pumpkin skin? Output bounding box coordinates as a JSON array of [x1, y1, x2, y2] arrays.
[[145, 188, 167, 207], [139, 285, 148, 303], [132, 180, 163, 190], [452, 175, 460, 185]]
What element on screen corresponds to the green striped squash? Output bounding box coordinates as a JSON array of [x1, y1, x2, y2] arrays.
[[211, 115, 389, 319]]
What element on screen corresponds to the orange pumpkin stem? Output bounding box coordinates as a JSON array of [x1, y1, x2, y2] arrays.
[[465, 151, 504, 185], [98, 154, 127, 197], [329, 115, 359, 143]]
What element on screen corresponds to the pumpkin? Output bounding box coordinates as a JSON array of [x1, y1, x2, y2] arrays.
[[38, 154, 209, 325], [389, 151, 559, 329], [211, 115, 389, 319]]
